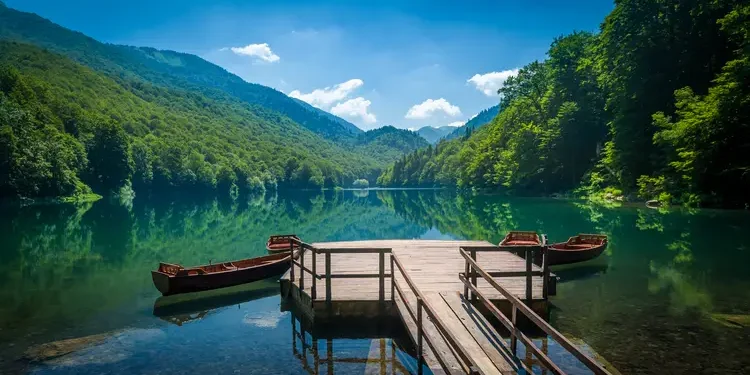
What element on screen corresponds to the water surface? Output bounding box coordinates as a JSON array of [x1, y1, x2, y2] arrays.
[[1, 190, 749, 374]]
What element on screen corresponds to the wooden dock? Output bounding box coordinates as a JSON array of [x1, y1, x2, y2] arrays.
[[280, 239, 613, 375]]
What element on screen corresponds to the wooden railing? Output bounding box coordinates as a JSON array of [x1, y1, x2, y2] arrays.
[[391, 254, 480, 375], [459, 248, 612, 375], [460, 238, 551, 304], [287, 238, 392, 306]]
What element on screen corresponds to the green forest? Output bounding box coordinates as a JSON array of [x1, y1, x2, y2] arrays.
[[378, 0, 750, 208], [0, 4, 428, 201]]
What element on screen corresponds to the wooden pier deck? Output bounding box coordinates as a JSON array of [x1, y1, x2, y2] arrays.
[[280, 239, 612, 375], [281, 240, 549, 317]]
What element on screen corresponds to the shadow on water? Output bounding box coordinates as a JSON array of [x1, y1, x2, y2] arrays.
[[152, 278, 281, 325], [553, 264, 610, 283]]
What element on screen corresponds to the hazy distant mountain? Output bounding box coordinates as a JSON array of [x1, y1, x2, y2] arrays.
[[446, 104, 501, 140], [416, 126, 457, 144]]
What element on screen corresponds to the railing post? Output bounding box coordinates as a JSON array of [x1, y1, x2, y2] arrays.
[[325, 251, 332, 310], [289, 239, 295, 284], [390, 254, 395, 302], [525, 247, 533, 305], [417, 297, 424, 375], [300, 245, 305, 292], [471, 249, 477, 302], [510, 305, 518, 355], [311, 246, 317, 301], [463, 249, 470, 299], [379, 250, 385, 302], [542, 244, 549, 300]]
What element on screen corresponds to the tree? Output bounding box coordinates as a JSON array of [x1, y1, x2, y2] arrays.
[[86, 121, 133, 193]]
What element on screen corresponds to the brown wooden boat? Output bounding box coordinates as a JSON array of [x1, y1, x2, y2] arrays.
[[151, 252, 291, 296], [266, 234, 300, 253], [547, 234, 607, 266], [499, 231, 544, 247]]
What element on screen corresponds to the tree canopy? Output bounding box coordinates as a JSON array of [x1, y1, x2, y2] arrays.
[[379, 0, 750, 208]]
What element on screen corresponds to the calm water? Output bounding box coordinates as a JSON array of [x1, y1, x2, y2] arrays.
[[1, 190, 749, 374]]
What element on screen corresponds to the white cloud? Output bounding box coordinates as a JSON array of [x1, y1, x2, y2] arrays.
[[447, 121, 465, 127], [289, 79, 364, 109], [405, 98, 462, 120], [467, 69, 519, 96], [229, 43, 280, 63], [331, 97, 377, 125]]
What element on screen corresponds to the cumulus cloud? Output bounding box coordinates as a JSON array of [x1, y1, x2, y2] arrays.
[[405, 98, 462, 120], [467, 69, 519, 96], [331, 97, 377, 125], [289, 79, 364, 109], [229, 43, 280, 63], [447, 121, 465, 127]]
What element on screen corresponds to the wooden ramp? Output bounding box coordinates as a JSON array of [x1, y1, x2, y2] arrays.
[[395, 286, 521, 375]]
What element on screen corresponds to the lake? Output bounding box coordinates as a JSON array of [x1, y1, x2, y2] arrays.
[[1, 189, 749, 374]]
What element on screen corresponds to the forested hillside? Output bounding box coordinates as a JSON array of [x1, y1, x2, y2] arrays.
[[0, 4, 431, 201], [0, 42, 411, 200], [0, 4, 358, 142], [379, 0, 750, 208]]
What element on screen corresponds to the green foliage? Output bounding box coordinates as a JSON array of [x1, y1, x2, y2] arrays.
[[0, 6, 428, 201], [379, 0, 749, 208], [0, 42, 425, 200], [86, 121, 133, 193]]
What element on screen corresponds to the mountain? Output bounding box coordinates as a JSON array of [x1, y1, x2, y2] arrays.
[[357, 126, 429, 162], [416, 126, 456, 144], [0, 41, 391, 199], [445, 104, 501, 140], [0, 5, 359, 142], [0, 4, 430, 200]]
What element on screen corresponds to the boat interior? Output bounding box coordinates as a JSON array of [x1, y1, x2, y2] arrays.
[[157, 253, 288, 277]]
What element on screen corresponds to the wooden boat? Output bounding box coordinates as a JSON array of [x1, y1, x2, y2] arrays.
[[499, 231, 544, 247], [151, 252, 291, 296], [266, 234, 300, 253], [547, 234, 607, 266]]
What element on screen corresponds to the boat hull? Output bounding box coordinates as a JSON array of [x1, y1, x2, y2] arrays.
[[547, 243, 607, 266], [151, 258, 290, 296]]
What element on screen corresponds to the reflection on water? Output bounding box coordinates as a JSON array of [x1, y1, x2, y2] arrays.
[[2, 190, 750, 374]]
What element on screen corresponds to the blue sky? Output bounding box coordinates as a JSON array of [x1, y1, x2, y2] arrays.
[[7, 0, 614, 130]]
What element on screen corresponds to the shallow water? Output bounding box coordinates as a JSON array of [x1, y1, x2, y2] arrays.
[[1, 190, 749, 374]]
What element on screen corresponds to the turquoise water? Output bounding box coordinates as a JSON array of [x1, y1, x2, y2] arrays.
[[1, 190, 749, 374]]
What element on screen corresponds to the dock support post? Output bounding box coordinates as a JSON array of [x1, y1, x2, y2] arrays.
[[470, 249, 477, 302], [325, 252, 332, 310], [326, 339, 333, 375], [525, 248, 533, 305], [379, 251, 385, 302], [417, 297, 424, 375], [312, 246, 317, 301]]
